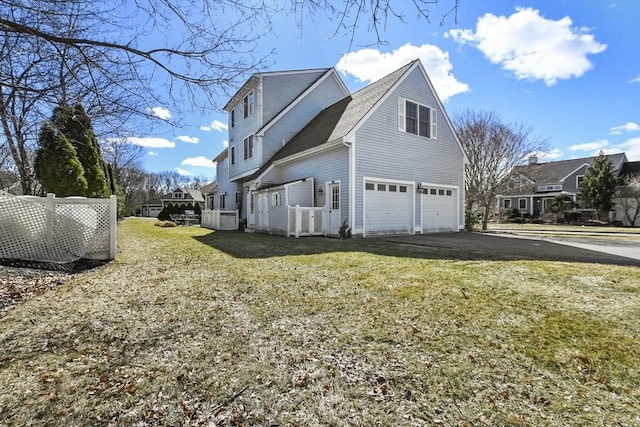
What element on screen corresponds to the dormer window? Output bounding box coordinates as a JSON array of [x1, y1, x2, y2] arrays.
[[243, 90, 254, 118], [173, 191, 183, 199]]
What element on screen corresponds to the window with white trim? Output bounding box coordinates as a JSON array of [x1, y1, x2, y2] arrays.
[[576, 175, 584, 188], [243, 90, 254, 118], [519, 198, 527, 210], [244, 135, 254, 160], [503, 199, 511, 209], [271, 192, 281, 207], [398, 98, 437, 139]]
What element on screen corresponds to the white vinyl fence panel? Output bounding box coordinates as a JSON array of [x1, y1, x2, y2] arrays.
[[287, 205, 324, 237], [0, 192, 117, 263]]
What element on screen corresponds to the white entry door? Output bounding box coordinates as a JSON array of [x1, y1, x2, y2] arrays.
[[256, 192, 269, 230], [327, 182, 341, 235]]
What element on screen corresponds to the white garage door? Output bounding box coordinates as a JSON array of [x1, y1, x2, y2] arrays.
[[421, 187, 458, 232], [364, 181, 413, 235]]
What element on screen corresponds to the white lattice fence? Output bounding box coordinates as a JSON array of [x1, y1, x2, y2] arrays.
[[0, 192, 117, 263]]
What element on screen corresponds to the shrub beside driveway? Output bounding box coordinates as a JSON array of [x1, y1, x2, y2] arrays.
[[1, 218, 639, 425]]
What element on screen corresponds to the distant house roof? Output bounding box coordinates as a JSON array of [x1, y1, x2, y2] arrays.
[[141, 198, 162, 206], [160, 187, 204, 203], [248, 60, 417, 182], [200, 181, 217, 194], [512, 153, 628, 185], [620, 160, 640, 177]]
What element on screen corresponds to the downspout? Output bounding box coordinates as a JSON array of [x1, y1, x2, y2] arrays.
[[342, 139, 355, 235]]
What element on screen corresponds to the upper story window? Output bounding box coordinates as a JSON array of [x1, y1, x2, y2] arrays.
[[537, 184, 562, 192], [230, 108, 236, 128], [398, 98, 437, 139], [173, 191, 183, 199], [243, 90, 254, 118], [576, 175, 584, 188], [230, 146, 235, 165], [244, 135, 254, 160]]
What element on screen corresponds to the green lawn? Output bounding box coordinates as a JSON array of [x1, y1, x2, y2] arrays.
[[1, 218, 639, 425]]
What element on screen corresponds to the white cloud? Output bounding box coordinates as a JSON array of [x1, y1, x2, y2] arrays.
[[446, 7, 606, 86], [607, 137, 640, 161], [181, 156, 215, 168], [127, 136, 175, 148], [151, 106, 172, 120], [148, 151, 158, 156], [223, 140, 229, 148], [568, 140, 608, 152], [336, 43, 469, 101], [174, 167, 194, 176], [176, 135, 200, 144], [609, 122, 640, 135], [201, 120, 228, 132], [630, 75, 640, 84]]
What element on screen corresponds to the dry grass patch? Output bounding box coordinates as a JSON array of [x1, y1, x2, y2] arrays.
[[1, 218, 638, 426]]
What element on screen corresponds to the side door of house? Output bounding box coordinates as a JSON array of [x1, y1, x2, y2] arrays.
[[257, 192, 269, 230], [327, 182, 341, 235]]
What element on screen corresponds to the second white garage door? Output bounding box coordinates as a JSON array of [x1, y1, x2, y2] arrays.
[[364, 181, 413, 235], [421, 186, 458, 232]]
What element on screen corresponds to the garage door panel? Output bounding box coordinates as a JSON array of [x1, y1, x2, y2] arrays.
[[421, 187, 457, 232], [364, 181, 412, 235]]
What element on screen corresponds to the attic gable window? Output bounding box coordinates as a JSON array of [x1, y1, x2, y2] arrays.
[[243, 90, 254, 118], [173, 191, 183, 199], [398, 98, 437, 139]]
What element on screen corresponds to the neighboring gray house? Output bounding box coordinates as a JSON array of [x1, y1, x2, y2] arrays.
[[496, 153, 628, 216], [211, 60, 467, 236]]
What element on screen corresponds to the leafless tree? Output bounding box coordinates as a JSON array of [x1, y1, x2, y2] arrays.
[[291, 0, 459, 47], [1, 0, 458, 195], [1, 0, 273, 194], [454, 109, 548, 230], [616, 173, 640, 227]]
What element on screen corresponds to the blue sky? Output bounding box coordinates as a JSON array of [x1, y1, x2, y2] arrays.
[[133, 0, 640, 180]]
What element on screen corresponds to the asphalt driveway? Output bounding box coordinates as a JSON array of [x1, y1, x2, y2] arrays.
[[382, 232, 640, 267]]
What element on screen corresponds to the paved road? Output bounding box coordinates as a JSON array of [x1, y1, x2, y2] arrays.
[[382, 232, 640, 267]]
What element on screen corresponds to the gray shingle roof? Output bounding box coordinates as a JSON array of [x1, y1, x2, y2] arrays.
[[513, 153, 627, 184], [621, 161, 640, 177], [248, 60, 417, 181]]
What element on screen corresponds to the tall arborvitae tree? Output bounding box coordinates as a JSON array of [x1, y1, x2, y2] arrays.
[[579, 151, 620, 219], [64, 103, 110, 197], [34, 122, 88, 196]]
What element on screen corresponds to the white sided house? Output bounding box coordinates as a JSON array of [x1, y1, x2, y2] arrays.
[[208, 60, 467, 236]]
